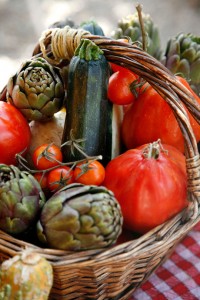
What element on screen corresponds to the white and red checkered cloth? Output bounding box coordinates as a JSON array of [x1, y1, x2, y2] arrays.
[[130, 222, 200, 300]]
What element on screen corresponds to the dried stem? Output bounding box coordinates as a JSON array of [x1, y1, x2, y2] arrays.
[[136, 3, 147, 52], [16, 153, 102, 175]]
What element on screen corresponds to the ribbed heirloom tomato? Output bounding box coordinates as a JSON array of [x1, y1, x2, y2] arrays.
[[103, 141, 188, 234], [0, 102, 31, 165]]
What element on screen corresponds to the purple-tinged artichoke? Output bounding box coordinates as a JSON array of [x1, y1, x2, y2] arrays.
[[37, 183, 123, 251], [6, 57, 65, 121], [0, 164, 45, 235]]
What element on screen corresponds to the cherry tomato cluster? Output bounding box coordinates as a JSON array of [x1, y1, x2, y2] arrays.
[[32, 143, 105, 193]]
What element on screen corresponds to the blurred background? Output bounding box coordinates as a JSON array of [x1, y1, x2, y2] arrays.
[[0, 0, 200, 90]]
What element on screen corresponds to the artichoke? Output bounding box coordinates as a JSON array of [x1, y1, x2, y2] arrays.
[[37, 183, 123, 251], [0, 164, 45, 235], [48, 18, 76, 29], [161, 33, 200, 96], [80, 20, 105, 36], [111, 11, 162, 59], [6, 57, 65, 121]]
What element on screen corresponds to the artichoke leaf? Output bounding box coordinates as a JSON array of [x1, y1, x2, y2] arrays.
[[45, 204, 80, 233], [11, 86, 30, 108], [45, 228, 81, 250]]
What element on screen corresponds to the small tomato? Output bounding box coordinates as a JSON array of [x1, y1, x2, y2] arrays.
[[33, 172, 48, 190], [47, 166, 74, 192], [108, 69, 140, 105], [32, 143, 63, 170], [74, 160, 105, 186]]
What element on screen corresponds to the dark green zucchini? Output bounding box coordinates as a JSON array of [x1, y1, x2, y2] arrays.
[[61, 39, 122, 165]]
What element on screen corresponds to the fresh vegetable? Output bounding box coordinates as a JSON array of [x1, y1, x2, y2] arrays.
[[37, 183, 123, 250], [6, 57, 65, 121], [74, 160, 105, 186], [110, 62, 126, 73], [26, 110, 66, 168], [121, 76, 200, 153], [0, 250, 53, 300], [161, 33, 200, 96], [0, 164, 45, 235], [111, 11, 162, 59], [61, 39, 123, 165], [49, 18, 76, 29], [33, 172, 49, 190], [0, 101, 31, 165], [110, 62, 129, 73], [80, 20, 105, 36], [32, 143, 63, 170], [108, 69, 140, 105], [47, 166, 74, 192], [103, 140, 188, 234]]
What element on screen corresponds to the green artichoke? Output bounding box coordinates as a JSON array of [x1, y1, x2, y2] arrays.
[[37, 183, 123, 251], [48, 18, 76, 29], [111, 12, 162, 59], [0, 164, 45, 235], [80, 20, 105, 36], [161, 33, 200, 96], [6, 57, 65, 121]]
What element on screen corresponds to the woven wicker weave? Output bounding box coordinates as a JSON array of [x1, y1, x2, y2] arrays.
[[1, 31, 200, 300]]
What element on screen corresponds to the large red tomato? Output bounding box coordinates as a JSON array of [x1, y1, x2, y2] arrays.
[[0, 102, 31, 165], [103, 141, 188, 234], [121, 76, 200, 153]]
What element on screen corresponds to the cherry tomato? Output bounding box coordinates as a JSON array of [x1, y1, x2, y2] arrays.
[[103, 141, 188, 234], [74, 160, 105, 186], [32, 143, 63, 170], [122, 77, 200, 153], [33, 172, 48, 190], [0, 102, 31, 165], [108, 69, 140, 105], [47, 166, 74, 192]]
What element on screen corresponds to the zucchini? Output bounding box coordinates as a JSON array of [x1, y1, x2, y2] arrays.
[[61, 39, 122, 165]]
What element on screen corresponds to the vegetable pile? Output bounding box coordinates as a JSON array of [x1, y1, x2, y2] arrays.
[[0, 6, 199, 254]]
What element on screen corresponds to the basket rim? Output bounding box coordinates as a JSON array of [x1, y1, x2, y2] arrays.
[[0, 200, 199, 266]]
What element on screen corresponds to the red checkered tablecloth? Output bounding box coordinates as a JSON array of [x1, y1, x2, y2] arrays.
[[129, 222, 200, 300]]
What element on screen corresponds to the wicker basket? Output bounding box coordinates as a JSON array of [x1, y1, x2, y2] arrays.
[[1, 27, 200, 300]]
